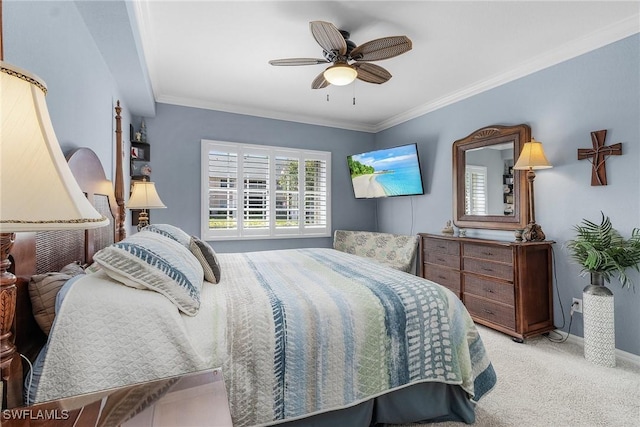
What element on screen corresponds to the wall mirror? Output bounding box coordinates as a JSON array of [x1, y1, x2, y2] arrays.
[[453, 124, 530, 230]]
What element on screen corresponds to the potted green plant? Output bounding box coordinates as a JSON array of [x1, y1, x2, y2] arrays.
[[566, 212, 640, 290], [565, 212, 640, 367]]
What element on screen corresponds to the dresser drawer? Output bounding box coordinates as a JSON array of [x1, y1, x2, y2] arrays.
[[463, 243, 512, 264], [423, 238, 460, 256], [464, 294, 515, 330], [425, 251, 460, 269], [424, 264, 460, 294], [464, 274, 514, 306], [463, 258, 513, 282]]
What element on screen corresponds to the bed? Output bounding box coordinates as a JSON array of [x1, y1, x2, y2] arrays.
[[4, 105, 496, 426]]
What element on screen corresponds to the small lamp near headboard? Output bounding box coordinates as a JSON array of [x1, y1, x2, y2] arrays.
[[126, 178, 166, 231], [0, 61, 109, 408]]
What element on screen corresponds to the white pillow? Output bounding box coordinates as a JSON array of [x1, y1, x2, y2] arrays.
[[93, 231, 204, 316]]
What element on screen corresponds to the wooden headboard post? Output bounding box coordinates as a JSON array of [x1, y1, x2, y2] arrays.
[[1, 233, 23, 409], [114, 101, 126, 242]]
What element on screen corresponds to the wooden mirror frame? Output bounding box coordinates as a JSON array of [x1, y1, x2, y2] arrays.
[[453, 124, 531, 231]]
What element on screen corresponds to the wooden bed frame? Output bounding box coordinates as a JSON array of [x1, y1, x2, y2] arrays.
[[2, 104, 127, 408]]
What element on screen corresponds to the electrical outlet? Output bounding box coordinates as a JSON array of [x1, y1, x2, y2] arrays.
[[572, 298, 583, 314]]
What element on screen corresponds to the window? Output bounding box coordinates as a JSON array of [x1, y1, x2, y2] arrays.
[[201, 140, 331, 240], [465, 165, 488, 215]]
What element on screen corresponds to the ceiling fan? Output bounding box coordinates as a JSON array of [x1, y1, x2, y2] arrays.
[[269, 21, 412, 89]]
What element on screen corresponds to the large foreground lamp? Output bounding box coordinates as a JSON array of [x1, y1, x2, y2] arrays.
[[126, 178, 166, 231], [0, 61, 109, 407], [323, 62, 357, 86], [513, 137, 553, 241]]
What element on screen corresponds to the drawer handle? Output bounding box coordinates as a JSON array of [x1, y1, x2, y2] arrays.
[[438, 275, 447, 280], [436, 257, 446, 262], [437, 245, 446, 250], [481, 267, 494, 272], [483, 309, 495, 315], [482, 251, 493, 256], [484, 288, 495, 294]]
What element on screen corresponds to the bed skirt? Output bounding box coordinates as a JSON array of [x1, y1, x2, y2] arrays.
[[269, 382, 474, 426]]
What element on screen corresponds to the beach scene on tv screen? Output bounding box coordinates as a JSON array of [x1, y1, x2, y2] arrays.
[[348, 145, 424, 198]]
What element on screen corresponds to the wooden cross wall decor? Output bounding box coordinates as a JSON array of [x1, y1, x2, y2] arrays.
[[577, 129, 622, 186]]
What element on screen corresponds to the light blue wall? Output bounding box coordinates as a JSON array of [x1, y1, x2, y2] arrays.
[[140, 103, 377, 252], [4, 0, 132, 179], [374, 34, 640, 355]]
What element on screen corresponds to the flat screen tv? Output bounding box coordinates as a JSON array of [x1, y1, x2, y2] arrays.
[[347, 143, 425, 199]]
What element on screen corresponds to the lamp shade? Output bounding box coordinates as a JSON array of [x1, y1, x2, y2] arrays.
[[323, 63, 357, 86], [126, 180, 166, 210], [513, 138, 553, 170], [0, 62, 109, 232]]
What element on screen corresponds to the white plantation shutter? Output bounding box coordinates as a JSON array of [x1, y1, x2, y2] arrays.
[[202, 140, 331, 240], [207, 150, 238, 232], [304, 159, 327, 228], [465, 165, 488, 215], [275, 156, 300, 228], [242, 151, 269, 234]]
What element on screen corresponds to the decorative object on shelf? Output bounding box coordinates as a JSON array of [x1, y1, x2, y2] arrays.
[[513, 137, 552, 241], [458, 228, 466, 237], [565, 213, 640, 367], [132, 161, 152, 177], [140, 119, 147, 143], [514, 229, 524, 242], [1, 61, 109, 408], [577, 130, 622, 186], [126, 178, 167, 231], [441, 220, 454, 235]]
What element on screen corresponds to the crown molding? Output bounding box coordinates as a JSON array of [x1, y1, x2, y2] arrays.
[[374, 14, 640, 133], [155, 94, 377, 133]]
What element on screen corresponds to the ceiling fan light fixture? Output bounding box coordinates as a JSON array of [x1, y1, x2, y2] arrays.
[[323, 63, 357, 86]]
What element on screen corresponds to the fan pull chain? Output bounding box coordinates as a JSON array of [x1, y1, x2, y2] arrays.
[[327, 94, 330, 102], [353, 81, 356, 105]]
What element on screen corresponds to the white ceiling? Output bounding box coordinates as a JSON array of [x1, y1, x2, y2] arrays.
[[131, 1, 639, 133]]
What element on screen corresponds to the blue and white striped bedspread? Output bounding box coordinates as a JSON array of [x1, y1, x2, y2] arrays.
[[218, 248, 496, 426]]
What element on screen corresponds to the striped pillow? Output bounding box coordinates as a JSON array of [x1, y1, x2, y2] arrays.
[[93, 231, 204, 316], [189, 236, 221, 284]]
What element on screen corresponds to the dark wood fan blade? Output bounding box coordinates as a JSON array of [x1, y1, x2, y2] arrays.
[[310, 21, 346, 55], [311, 71, 330, 89], [350, 36, 412, 61], [269, 58, 329, 66], [353, 63, 392, 84]]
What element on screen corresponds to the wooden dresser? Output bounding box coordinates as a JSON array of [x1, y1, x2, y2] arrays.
[[419, 233, 554, 341]]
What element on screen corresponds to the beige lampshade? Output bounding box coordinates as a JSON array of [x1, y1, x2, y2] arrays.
[[0, 61, 109, 232], [513, 138, 553, 170], [323, 63, 357, 86], [126, 180, 166, 210]]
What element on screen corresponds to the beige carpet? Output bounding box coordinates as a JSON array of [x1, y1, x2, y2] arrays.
[[398, 325, 640, 427]]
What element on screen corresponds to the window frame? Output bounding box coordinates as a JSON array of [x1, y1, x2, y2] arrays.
[[201, 140, 331, 240]]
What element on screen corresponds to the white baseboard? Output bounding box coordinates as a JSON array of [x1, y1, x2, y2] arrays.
[[554, 330, 640, 367]]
